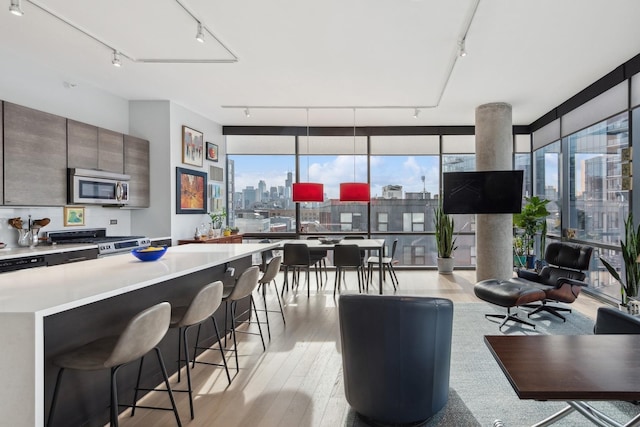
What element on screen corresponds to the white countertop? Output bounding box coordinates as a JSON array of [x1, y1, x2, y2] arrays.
[[0, 243, 277, 316], [0, 243, 98, 260]]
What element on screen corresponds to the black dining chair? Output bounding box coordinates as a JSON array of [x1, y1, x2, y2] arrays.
[[282, 243, 318, 298], [333, 244, 366, 296]]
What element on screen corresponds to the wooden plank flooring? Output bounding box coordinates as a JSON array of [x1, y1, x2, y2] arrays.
[[114, 269, 604, 426]]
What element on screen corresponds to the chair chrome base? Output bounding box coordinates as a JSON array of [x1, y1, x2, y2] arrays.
[[485, 307, 536, 331]]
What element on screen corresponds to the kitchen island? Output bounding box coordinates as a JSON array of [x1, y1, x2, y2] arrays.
[[0, 242, 278, 427]]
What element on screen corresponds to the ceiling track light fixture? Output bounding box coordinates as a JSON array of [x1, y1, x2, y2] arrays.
[[195, 21, 205, 43], [413, 108, 420, 119], [458, 39, 467, 57], [244, 108, 251, 118], [293, 108, 324, 202], [9, 0, 23, 16], [112, 50, 122, 67]]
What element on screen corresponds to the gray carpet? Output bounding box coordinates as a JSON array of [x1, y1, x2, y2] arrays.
[[345, 302, 640, 427], [450, 302, 640, 426]]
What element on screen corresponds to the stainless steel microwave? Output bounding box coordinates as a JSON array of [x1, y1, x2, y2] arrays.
[[68, 168, 130, 205]]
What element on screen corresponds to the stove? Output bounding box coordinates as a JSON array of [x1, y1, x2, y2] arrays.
[[46, 228, 151, 256]]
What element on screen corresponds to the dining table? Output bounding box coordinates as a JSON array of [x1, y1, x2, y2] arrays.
[[278, 238, 387, 294]]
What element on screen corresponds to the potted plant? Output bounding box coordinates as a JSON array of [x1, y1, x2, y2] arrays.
[[513, 235, 526, 268], [434, 202, 457, 274], [600, 212, 640, 308], [513, 196, 550, 269], [208, 209, 226, 230], [223, 226, 232, 237], [230, 226, 240, 235]]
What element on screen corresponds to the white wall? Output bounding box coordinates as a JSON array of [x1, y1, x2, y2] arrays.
[[169, 102, 224, 243]]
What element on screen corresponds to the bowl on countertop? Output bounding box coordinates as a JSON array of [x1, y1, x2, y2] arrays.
[[131, 246, 167, 262]]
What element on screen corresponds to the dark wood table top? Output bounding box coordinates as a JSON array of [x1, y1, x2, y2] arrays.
[[484, 334, 640, 401]]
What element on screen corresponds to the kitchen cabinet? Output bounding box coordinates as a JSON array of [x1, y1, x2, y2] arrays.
[[98, 128, 124, 173], [3, 102, 67, 206], [124, 135, 150, 207], [44, 248, 99, 266], [178, 234, 243, 245], [68, 120, 124, 173], [67, 119, 99, 169]]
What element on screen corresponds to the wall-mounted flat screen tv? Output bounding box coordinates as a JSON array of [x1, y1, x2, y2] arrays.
[[442, 170, 524, 214]]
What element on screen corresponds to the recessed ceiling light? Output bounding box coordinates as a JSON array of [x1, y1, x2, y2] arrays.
[[9, 0, 23, 16], [244, 108, 251, 118], [413, 108, 420, 119]]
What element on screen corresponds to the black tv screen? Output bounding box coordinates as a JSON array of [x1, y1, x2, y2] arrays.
[[442, 170, 524, 214]]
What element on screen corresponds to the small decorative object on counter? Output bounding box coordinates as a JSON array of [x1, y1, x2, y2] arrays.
[[8, 215, 50, 247]]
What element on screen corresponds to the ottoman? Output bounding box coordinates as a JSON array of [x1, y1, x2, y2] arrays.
[[474, 279, 546, 330]]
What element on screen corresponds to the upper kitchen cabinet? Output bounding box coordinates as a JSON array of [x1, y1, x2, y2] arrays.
[[68, 120, 124, 173], [98, 128, 124, 173], [124, 135, 150, 207], [4, 102, 67, 206], [67, 119, 99, 169]]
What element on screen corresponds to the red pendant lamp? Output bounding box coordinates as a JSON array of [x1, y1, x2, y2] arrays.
[[293, 109, 324, 202], [339, 108, 370, 202]]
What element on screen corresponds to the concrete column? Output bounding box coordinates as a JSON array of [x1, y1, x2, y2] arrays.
[[475, 102, 513, 282]]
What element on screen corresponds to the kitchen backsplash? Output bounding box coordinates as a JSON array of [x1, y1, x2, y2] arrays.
[[0, 206, 132, 248]]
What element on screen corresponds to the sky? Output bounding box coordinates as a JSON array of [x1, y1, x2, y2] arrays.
[[231, 155, 441, 199]]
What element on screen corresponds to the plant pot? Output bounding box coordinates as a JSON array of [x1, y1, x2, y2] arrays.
[[223, 230, 231, 236], [437, 257, 455, 275], [525, 255, 536, 270], [513, 255, 527, 268], [231, 230, 239, 235]]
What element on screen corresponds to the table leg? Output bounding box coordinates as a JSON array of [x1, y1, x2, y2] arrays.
[[532, 401, 638, 427], [378, 244, 383, 295]]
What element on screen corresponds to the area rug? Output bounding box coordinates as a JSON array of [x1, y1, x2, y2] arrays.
[[450, 302, 640, 426]]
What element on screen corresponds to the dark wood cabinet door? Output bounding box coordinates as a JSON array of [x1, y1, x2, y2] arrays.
[[3, 102, 67, 206], [124, 135, 150, 207]]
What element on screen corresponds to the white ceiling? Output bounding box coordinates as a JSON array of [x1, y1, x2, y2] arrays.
[[2, 0, 640, 127]]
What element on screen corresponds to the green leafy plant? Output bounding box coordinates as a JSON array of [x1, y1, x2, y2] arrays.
[[599, 213, 640, 305], [513, 196, 550, 256], [434, 203, 457, 258], [208, 208, 226, 229]]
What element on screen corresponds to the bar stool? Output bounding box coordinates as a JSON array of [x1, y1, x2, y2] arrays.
[[257, 255, 286, 339], [47, 302, 181, 427], [222, 266, 265, 372], [139, 281, 230, 420]]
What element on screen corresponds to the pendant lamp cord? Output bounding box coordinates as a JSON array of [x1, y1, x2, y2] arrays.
[[306, 108, 310, 181], [352, 108, 356, 181]]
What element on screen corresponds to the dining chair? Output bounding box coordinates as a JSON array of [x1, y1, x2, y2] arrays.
[[333, 244, 366, 296], [367, 239, 399, 290], [282, 243, 318, 298], [306, 236, 329, 286]]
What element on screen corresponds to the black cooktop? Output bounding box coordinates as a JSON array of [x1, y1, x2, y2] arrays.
[[47, 228, 144, 245]]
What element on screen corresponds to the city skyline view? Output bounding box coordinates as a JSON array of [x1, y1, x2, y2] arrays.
[[231, 155, 442, 200]]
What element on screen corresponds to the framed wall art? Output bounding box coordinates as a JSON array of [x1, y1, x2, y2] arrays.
[[63, 206, 85, 226], [182, 125, 204, 167], [206, 142, 219, 162], [176, 167, 207, 214]]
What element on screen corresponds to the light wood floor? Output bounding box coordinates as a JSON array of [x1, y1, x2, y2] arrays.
[[115, 269, 606, 427]]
